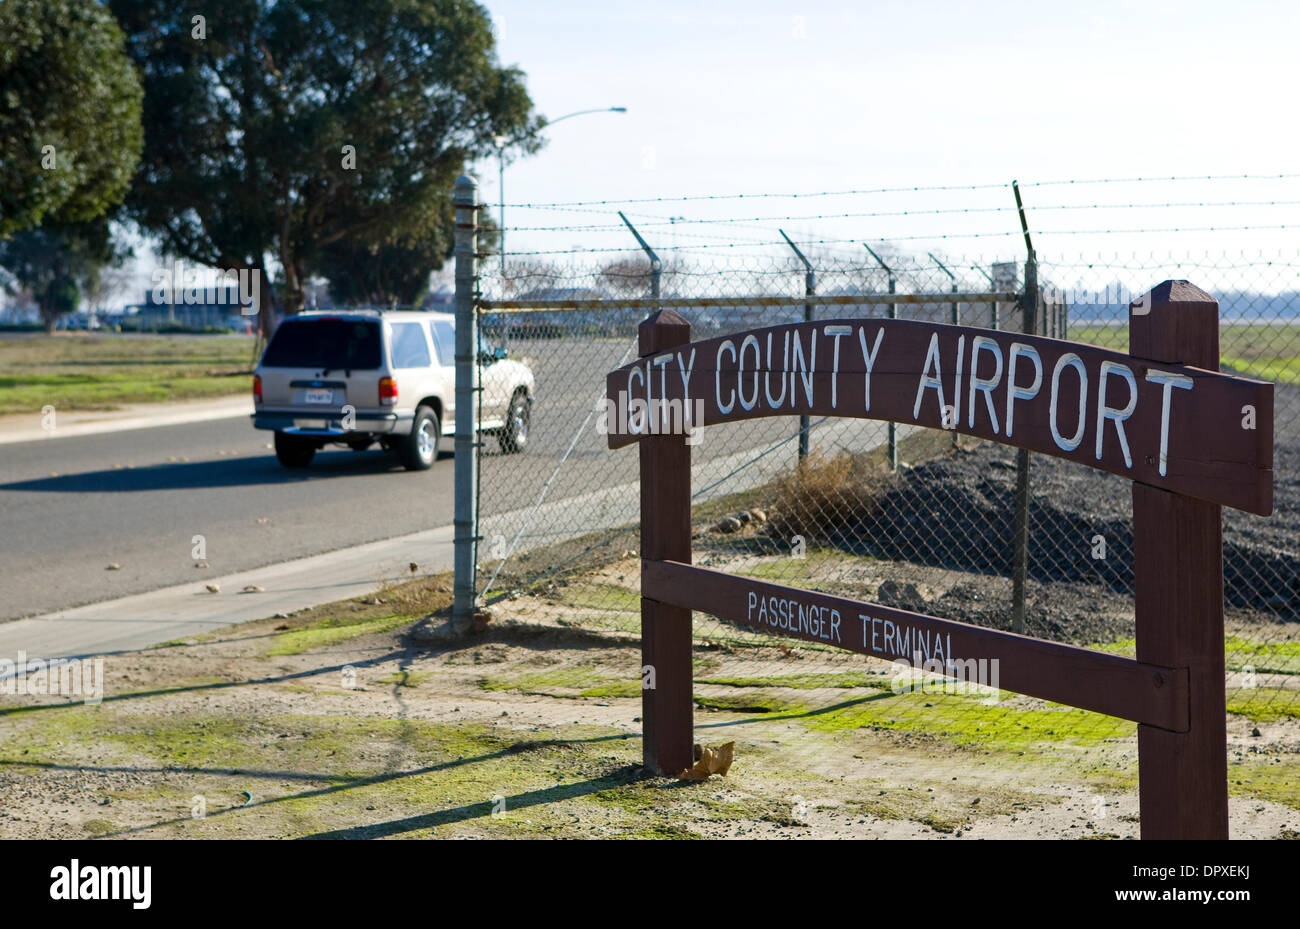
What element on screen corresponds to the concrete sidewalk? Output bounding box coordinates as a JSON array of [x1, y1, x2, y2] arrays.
[[0, 394, 252, 446], [0, 524, 454, 665]]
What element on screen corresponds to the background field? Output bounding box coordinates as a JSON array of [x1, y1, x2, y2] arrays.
[[1070, 322, 1300, 385], [0, 333, 253, 414]]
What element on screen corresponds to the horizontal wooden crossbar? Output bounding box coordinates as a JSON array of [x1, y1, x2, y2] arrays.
[[642, 560, 1189, 731]]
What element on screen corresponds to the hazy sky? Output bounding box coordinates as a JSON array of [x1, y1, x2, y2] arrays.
[[113, 1, 1300, 306], [475, 0, 1300, 266]]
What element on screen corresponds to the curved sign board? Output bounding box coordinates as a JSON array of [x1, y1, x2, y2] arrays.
[[604, 318, 1273, 515]]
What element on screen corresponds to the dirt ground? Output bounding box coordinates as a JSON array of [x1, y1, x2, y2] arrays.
[[0, 569, 1295, 840]]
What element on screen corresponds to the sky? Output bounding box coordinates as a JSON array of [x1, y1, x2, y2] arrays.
[[470, 0, 1300, 272], [109, 0, 1300, 307]]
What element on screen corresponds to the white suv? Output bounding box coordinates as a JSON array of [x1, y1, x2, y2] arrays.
[[252, 310, 535, 470]]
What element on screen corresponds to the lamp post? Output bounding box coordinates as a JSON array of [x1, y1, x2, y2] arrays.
[[496, 106, 627, 275]]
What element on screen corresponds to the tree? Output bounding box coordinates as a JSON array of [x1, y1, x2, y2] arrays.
[[323, 237, 443, 308], [110, 0, 541, 332], [0, 218, 129, 332], [0, 0, 143, 238], [324, 208, 499, 307]]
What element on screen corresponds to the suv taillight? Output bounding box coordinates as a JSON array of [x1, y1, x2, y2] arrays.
[[379, 376, 398, 405], [253, 374, 262, 403]]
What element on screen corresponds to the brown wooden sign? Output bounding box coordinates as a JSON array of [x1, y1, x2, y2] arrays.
[[614, 280, 1274, 840], [605, 315, 1273, 515]]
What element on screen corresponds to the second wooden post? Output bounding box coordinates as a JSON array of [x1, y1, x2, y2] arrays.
[[1131, 280, 1229, 839]]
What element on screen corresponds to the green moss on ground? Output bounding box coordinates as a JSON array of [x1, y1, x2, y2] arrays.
[[548, 582, 640, 614], [701, 672, 890, 690], [263, 614, 413, 657], [1229, 760, 1300, 810], [1226, 688, 1300, 722]]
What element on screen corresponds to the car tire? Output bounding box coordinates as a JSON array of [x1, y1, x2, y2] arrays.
[[499, 389, 530, 454], [399, 406, 439, 471], [274, 432, 315, 468]]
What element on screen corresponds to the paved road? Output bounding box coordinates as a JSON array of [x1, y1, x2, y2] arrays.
[[0, 416, 459, 620], [0, 339, 827, 619]]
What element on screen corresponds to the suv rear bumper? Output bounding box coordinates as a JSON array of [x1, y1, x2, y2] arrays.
[[252, 410, 412, 437]]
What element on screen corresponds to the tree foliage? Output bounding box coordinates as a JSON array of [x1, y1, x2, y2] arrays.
[[0, 0, 143, 238], [0, 218, 128, 331], [110, 0, 540, 327]]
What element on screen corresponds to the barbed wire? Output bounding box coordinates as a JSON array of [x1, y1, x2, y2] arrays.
[[498, 173, 1300, 210], [499, 181, 1012, 209], [492, 224, 1300, 258], [1020, 173, 1300, 188], [501, 199, 1300, 235]]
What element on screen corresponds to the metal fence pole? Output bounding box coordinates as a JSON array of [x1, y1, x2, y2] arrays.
[[1009, 256, 1038, 635], [865, 245, 898, 469], [1009, 181, 1037, 635], [929, 253, 961, 449], [453, 175, 480, 632], [781, 230, 815, 461], [619, 211, 661, 298], [497, 149, 506, 277]]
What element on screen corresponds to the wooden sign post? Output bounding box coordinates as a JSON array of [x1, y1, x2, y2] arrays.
[[610, 283, 1273, 838], [1131, 282, 1229, 839], [638, 310, 695, 776]]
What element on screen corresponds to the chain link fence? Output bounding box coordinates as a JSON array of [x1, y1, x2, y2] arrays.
[[468, 242, 1297, 737]]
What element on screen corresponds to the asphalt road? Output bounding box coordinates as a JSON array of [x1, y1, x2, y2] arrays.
[[0, 416, 460, 620], [0, 338, 838, 621]]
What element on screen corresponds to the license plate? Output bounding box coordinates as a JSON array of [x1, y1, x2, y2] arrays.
[[303, 388, 333, 404], [296, 419, 326, 430]]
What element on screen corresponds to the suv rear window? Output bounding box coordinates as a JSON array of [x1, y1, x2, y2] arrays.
[[262, 318, 381, 370]]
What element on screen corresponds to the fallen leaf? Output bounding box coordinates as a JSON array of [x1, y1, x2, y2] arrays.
[[678, 741, 734, 781], [242, 584, 264, 593], [205, 583, 221, 594], [106, 563, 122, 571]]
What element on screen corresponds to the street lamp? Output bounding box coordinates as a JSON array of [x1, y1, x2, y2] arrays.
[[496, 106, 627, 274]]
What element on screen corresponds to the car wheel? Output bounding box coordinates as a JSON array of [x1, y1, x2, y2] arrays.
[[274, 432, 315, 468], [399, 406, 439, 471], [499, 390, 530, 454]]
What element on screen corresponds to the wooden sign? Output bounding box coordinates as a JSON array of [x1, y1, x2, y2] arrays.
[[605, 315, 1273, 515], [614, 281, 1275, 840]]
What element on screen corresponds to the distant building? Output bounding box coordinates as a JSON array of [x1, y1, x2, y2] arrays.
[[139, 286, 255, 331]]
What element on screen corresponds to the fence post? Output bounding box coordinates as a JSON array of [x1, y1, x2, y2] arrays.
[[639, 309, 695, 775], [781, 230, 815, 461], [619, 211, 662, 299], [865, 244, 898, 469], [452, 175, 480, 632], [929, 253, 960, 450], [1010, 251, 1038, 634], [1131, 281, 1228, 839]]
